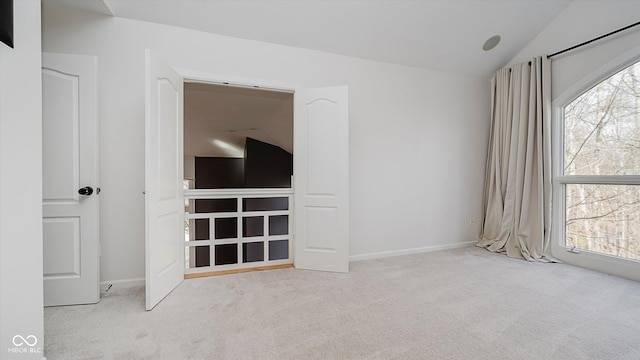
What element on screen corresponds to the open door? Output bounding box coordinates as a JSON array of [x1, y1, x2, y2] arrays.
[[42, 53, 100, 306], [294, 86, 349, 272], [145, 50, 184, 310]]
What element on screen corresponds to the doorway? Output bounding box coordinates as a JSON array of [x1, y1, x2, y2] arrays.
[[144, 52, 350, 309], [182, 82, 294, 275]]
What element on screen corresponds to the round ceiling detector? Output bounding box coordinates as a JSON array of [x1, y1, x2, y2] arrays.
[[483, 35, 501, 51]]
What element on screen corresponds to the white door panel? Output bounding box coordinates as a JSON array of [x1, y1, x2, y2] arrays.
[[42, 68, 79, 201], [145, 49, 184, 310], [294, 86, 349, 273], [42, 53, 99, 306], [43, 218, 80, 276]]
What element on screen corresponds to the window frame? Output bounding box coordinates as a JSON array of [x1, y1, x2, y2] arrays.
[[551, 48, 640, 281]]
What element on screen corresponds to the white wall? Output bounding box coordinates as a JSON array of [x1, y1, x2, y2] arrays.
[[42, 6, 490, 283], [0, 1, 44, 357], [508, 0, 640, 100]]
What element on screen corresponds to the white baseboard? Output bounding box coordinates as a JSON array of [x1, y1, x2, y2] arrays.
[[349, 241, 477, 262], [99, 243, 478, 286], [100, 277, 145, 289]]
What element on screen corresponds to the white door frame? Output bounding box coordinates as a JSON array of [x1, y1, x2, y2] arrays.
[[173, 68, 350, 274], [176, 69, 301, 94], [177, 68, 301, 266]]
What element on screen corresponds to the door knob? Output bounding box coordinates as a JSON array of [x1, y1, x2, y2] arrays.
[[78, 186, 94, 196]]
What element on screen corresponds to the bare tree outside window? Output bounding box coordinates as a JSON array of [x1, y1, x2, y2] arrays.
[[563, 61, 640, 261]]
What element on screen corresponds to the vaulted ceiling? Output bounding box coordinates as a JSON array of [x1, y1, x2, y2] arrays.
[[48, 0, 571, 77], [184, 83, 293, 158], [44, 0, 572, 158]]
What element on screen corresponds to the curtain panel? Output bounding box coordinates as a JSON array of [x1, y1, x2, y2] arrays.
[[478, 56, 554, 262]]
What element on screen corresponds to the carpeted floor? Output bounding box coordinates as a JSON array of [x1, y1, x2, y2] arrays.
[[44, 246, 640, 359]]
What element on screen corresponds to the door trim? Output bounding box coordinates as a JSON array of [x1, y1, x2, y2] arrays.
[[177, 68, 300, 93], [177, 69, 301, 274]]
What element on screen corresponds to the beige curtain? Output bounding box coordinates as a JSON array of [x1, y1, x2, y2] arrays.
[[478, 56, 554, 262]]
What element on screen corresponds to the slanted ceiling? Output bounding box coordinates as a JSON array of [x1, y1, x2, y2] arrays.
[[184, 83, 293, 158], [63, 0, 571, 77], [43, 0, 572, 158]]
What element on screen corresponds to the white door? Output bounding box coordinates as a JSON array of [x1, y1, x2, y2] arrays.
[[42, 53, 100, 306], [294, 86, 349, 273], [144, 50, 184, 310]]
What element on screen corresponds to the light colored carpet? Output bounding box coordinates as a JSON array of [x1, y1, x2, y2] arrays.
[[44, 246, 640, 359]]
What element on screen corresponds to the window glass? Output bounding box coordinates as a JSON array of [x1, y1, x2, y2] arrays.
[[564, 62, 640, 176], [566, 184, 640, 260]]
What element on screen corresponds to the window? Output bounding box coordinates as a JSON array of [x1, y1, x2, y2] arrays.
[[555, 59, 640, 265]]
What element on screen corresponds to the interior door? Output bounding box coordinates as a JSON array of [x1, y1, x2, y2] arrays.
[[42, 53, 100, 306], [294, 86, 349, 272], [144, 49, 184, 310]]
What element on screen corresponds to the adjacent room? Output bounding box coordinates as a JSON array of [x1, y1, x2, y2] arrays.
[[182, 83, 294, 273], [1, 1, 639, 359]]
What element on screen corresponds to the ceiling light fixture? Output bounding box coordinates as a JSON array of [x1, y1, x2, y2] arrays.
[[212, 139, 244, 157], [482, 35, 501, 51]]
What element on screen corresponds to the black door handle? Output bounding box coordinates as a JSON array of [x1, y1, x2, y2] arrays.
[[78, 186, 94, 196]]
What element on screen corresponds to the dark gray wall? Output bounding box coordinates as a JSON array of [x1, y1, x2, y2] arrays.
[[244, 137, 292, 188]]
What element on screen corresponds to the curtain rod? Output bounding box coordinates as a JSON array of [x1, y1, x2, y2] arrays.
[[547, 20, 640, 59]]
